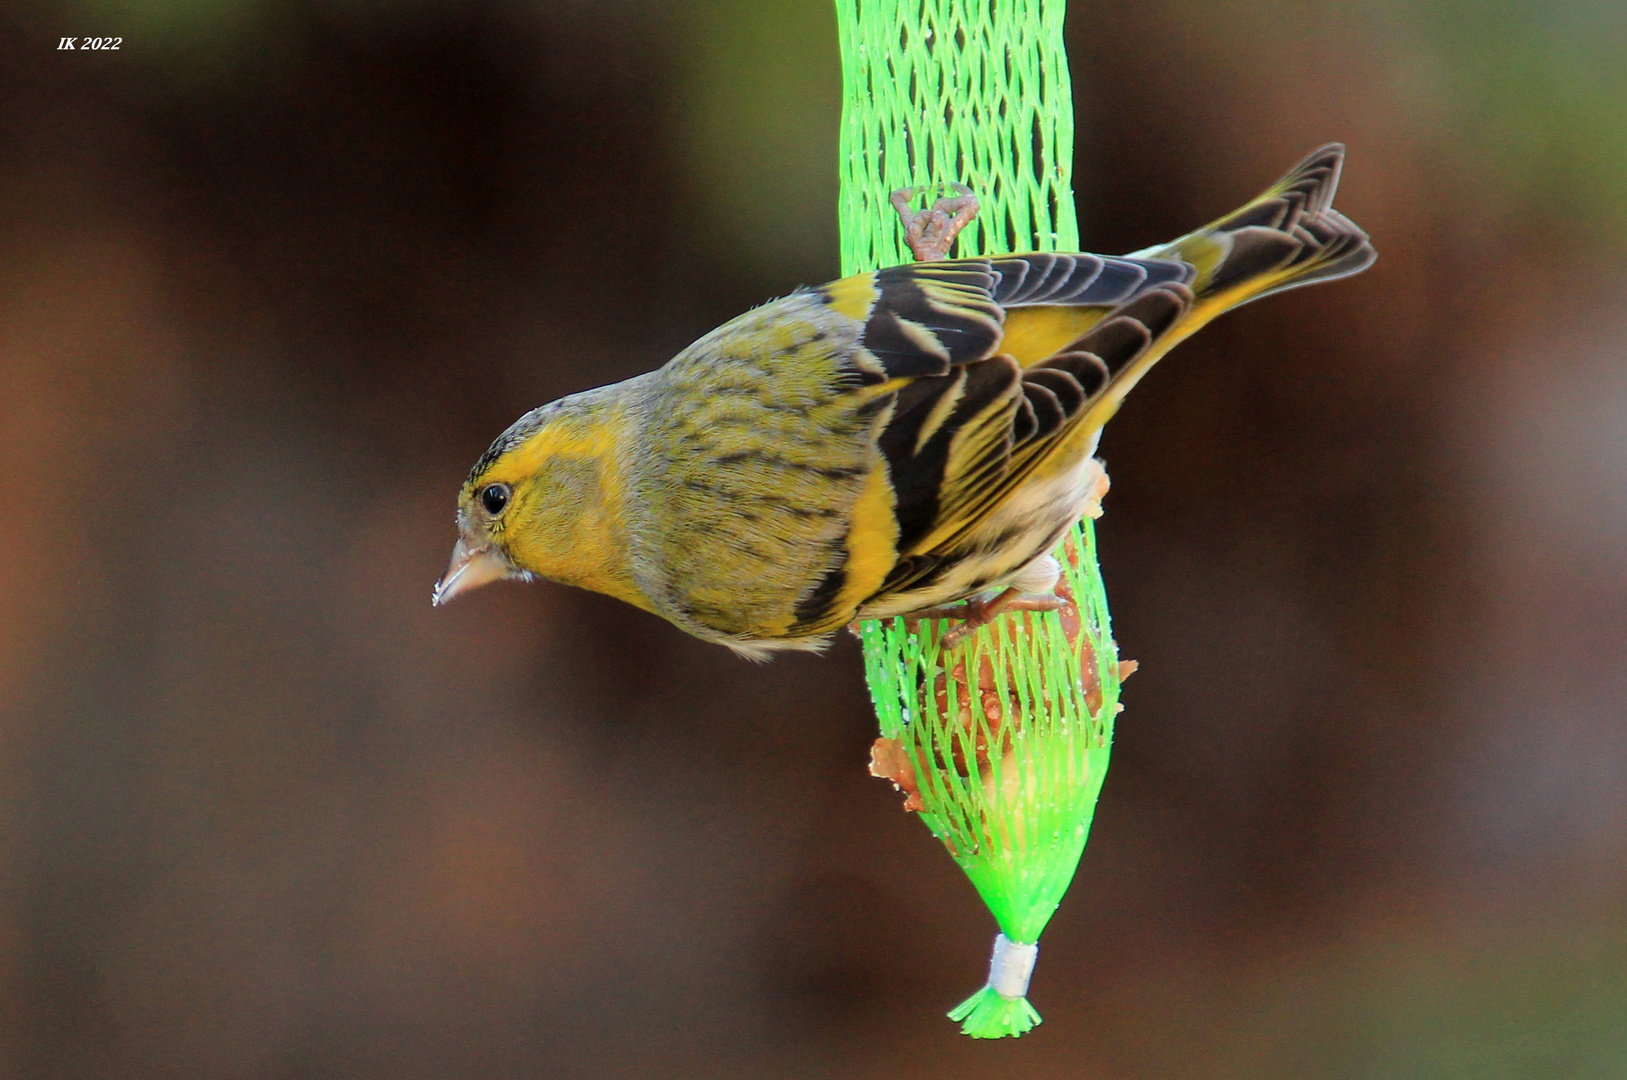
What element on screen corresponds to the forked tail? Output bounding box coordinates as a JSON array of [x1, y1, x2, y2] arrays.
[[1024, 143, 1376, 438], [1142, 142, 1375, 312]]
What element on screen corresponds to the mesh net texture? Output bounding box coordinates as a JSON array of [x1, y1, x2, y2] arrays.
[[834, 0, 1080, 276], [835, 0, 1124, 1039], [859, 520, 1121, 935]]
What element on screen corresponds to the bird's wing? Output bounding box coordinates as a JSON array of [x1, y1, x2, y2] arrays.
[[865, 146, 1375, 572], [838, 255, 1193, 560]]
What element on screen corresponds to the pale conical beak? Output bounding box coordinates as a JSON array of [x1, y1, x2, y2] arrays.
[[432, 538, 514, 606]]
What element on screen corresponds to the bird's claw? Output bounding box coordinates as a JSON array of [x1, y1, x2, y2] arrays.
[[890, 183, 980, 262], [904, 587, 1066, 648]]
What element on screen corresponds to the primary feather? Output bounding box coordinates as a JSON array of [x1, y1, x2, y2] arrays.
[[440, 145, 1375, 658]]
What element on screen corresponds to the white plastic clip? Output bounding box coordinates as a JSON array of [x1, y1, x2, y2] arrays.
[[987, 933, 1038, 999]]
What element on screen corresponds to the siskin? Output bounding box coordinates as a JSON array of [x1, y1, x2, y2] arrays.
[[434, 145, 1374, 658]]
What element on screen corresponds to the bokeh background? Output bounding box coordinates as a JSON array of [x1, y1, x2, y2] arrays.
[[3, 0, 1627, 1076]]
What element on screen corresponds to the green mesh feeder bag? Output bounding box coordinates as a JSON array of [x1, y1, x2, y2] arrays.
[[835, 0, 1126, 1040], [861, 519, 1125, 1038]]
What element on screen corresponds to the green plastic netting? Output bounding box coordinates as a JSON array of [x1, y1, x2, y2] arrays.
[[858, 519, 1122, 1038], [835, 0, 1124, 1040], [835, 0, 1079, 277]]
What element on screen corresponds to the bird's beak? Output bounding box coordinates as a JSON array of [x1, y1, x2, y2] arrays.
[[432, 538, 513, 606]]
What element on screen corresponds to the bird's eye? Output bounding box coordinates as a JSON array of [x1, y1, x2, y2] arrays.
[[480, 483, 511, 516]]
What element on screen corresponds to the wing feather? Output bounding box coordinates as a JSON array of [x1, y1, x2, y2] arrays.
[[831, 254, 1194, 564], [807, 148, 1372, 621]]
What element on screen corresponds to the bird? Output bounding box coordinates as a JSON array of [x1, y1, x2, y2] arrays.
[[434, 144, 1375, 659]]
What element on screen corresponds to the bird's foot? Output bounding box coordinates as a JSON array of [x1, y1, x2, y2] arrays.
[[907, 586, 1066, 648], [889, 184, 980, 262]]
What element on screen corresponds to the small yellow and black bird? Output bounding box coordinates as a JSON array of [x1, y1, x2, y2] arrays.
[[434, 145, 1374, 658]]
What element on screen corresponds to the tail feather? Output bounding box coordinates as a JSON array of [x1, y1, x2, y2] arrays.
[[1151, 143, 1376, 305], [1026, 144, 1374, 445]]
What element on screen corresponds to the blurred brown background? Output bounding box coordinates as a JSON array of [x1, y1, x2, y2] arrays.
[[3, 0, 1627, 1076]]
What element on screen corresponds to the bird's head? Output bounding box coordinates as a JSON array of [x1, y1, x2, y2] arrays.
[[432, 393, 647, 610], [431, 412, 543, 607]]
